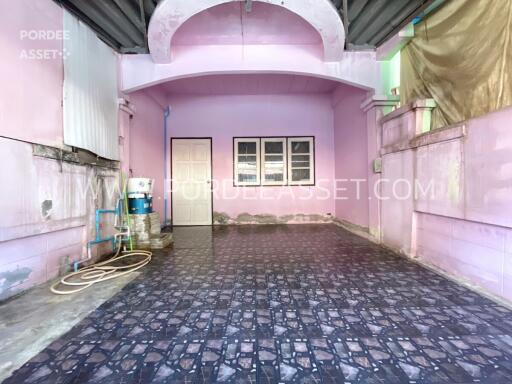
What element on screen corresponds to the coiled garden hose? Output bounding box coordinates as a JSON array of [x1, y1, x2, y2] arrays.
[[50, 241, 151, 295]]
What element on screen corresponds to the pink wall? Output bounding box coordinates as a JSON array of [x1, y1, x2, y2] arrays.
[[172, 2, 322, 47], [413, 106, 512, 303], [0, 0, 121, 300], [378, 100, 512, 303], [0, 0, 71, 300], [129, 91, 166, 221], [0, 0, 63, 146], [0, 137, 119, 300], [332, 86, 369, 228], [157, 74, 339, 95], [417, 213, 512, 303], [166, 93, 336, 220]]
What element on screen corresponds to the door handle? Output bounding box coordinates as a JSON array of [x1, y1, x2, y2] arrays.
[[206, 180, 211, 184]]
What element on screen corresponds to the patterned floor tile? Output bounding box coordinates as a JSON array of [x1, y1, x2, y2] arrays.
[[3, 225, 512, 383]]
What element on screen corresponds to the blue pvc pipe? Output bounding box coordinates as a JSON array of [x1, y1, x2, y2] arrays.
[[83, 201, 122, 271], [95, 207, 118, 241], [163, 106, 170, 226], [76, 236, 116, 272], [88, 237, 115, 247], [412, 0, 445, 24]]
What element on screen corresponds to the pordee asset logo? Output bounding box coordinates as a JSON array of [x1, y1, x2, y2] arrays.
[[19, 30, 71, 60]]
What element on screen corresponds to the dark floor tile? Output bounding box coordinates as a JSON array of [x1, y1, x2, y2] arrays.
[[4, 224, 512, 384]]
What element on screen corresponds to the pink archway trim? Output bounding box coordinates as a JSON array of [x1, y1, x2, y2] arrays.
[[148, 0, 345, 64]]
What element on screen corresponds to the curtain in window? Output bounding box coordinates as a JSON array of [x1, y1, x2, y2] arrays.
[[401, 0, 512, 130]]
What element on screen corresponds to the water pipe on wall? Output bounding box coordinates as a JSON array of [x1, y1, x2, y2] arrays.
[[74, 200, 122, 272], [53, 178, 152, 295], [163, 106, 170, 226], [412, 0, 446, 24]]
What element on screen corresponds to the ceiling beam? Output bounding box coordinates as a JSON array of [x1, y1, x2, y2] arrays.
[[67, 0, 142, 47], [139, 0, 148, 50], [58, 0, 436, 53], [348, 0, 371, 26], [342, 0, 349, 45], [112, 0, 146, 33], [143, 0, 156, 19], [353, 0, 410, 45], [374, 0, 437, 46], [331, 0, 342, 9], [54, 0, 121, 50], [99, 0, 145, 43], [348, 0, 387, 42], [120, 46, 149, 54], [367, 1, 423, 46]]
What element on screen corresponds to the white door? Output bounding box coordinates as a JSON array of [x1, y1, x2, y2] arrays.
[[171, 139, 212, 226]]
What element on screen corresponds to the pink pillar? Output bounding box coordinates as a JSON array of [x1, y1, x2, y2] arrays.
[[361, 96, 400, 241]]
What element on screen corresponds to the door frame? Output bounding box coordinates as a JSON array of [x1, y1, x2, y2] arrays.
[[170, 137, 214, 226]]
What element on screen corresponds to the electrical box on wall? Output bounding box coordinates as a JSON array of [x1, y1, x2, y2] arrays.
[[373, 158, 382, 174]]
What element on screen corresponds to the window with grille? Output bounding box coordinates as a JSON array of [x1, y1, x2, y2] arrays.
[[261, 138, 287, 185], [287, 137, 315, 185], [233, 137, 314, 186], [234, 138, 260, 186]]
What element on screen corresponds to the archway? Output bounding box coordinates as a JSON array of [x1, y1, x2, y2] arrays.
[[148, 0, 345, 63]]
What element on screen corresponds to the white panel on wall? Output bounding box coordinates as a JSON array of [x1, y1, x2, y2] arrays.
[[381, 149, 415, 254], [63, 11, 119, 160], [415, 139, 465, 219]]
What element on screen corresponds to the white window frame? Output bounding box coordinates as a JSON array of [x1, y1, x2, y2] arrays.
[[287, 137, 315, 185], [234, 138, 260, 186], [261, 138, 287, 186]]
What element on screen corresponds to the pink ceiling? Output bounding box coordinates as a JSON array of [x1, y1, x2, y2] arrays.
[[155, 74, 343, 95], [171, 2, 322, 46]]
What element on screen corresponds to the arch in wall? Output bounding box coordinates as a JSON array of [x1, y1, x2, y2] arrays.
[[148, 0, 345, 64], [124, 68, 373, 94]]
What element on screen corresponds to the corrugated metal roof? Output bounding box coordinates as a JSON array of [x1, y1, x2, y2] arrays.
[[336, 0, 436, 48], [54, 0, 435, 53]]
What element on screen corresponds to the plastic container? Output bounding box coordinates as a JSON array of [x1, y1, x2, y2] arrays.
[[128, 197, 153, 214]]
